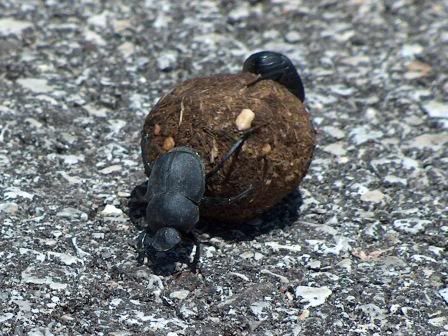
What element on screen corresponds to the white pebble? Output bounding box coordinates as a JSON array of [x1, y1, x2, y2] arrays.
[[169, 289, 190, 300], [101, 204, 123, 216], [360, 189, 385, 203], [295, 286, 332, 308], [393, 218, 430, 234], [285, 31, 301, 43], [0, 202, 19, 214], [423, 100, 448, 119], [235, 108, 255, 131]]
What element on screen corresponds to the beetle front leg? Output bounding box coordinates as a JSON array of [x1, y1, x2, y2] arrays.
[[201, 184, 254, 207], [190, 233, 201, 274], [129, 180, 149, 227], [206, 125, 264, 180]]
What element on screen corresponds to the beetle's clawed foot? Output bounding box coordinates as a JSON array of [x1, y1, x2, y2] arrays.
[[134, 231, 150, 265]]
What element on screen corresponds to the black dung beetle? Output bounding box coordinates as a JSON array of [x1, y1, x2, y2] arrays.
[[129, 51, 315, 269]]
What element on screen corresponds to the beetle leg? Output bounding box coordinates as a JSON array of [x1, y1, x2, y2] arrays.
[[206, 125, 264, 180], [136, 231, 149, 265], [182, 232, 202, 273], [129, 180, 149, 226], [245, 63, 292, 89], [191, 234, 201, 274], [245, 62, 287, 88], [201, 184, 254, 207]]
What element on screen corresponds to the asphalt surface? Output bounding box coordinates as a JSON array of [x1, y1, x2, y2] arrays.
[[0, 0, 447, 335]]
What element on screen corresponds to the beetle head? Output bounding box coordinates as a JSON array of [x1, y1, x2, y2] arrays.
[[242, 50, 305, 102], [151, 227, 182, 251]]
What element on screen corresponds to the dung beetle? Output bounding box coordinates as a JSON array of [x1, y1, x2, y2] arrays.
[[130, 51, 314, 268], [243, 50, 305, 102], [134, 127, 261, 259]]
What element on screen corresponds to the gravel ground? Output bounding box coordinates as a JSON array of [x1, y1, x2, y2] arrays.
[[1, 0, 447, 335]]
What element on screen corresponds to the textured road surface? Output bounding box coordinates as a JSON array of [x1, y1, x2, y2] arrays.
[[1, 0, 447, 335]]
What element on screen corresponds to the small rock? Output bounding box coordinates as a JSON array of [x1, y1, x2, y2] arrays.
[[0, 154, 10, 167], [285, 31, 301, 43], [84, 29, 106, 46], [163, 137, 175, 151], [25, 118, 43, 128], [4, 187, 34, 200], [240, 251, 254, 259], [48, 251, 83, 266], [428, 316, 447, 328], [405, 60, 432, 79], [56, 207, 84, 219], [393, 218, 431, 234], [113, 19, 131, 33], [307, 260, 321, 270], [349, 126, 383, 145], [330, 85, 355, 96], [298, 309, 310, 320], [359, 304, 386, 324], [439, 288, 448, 304], [265, 241, 301, 252], [360, 189, 385, 203], [261, 143, 272, 155], [322, 141, 347, 156], [0, 202, 19, 214], [169, 290, 190, 300], [250, 301, 270, 320], [422, 100, 448, 119], [254, 252, 264, 261], [17, 78, 54, 93], [407, 133, 448, 150], [322, 126, 345, 139], [340, 55, 370, 66], [21, 266, 67, 290], [61, 314, 75, 322], [0, 18, 33, 35], [101, 204, 123, 217], [117, 191, 131, 198], [153, 124, 161, 135], [58, 154, 84, 165], [99, 165, 122, 174], [260, 269, 289, 284], [157, 51, 178, 71], [87, 11, 109, 28], [235, 109, 255, 131], [365, 107, 378, 120], [400, 44, 423, 58], [108, 119, 126, 134], [295, 286, 332, 308], [0, 313, 14, 323], [229, 272, 250, 282], [384, 175, 407, 186], [83, 104, 109, 117], [118, 42, 135, 58], [228, 4, 250, 21], [247, 320, 262, 332]]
